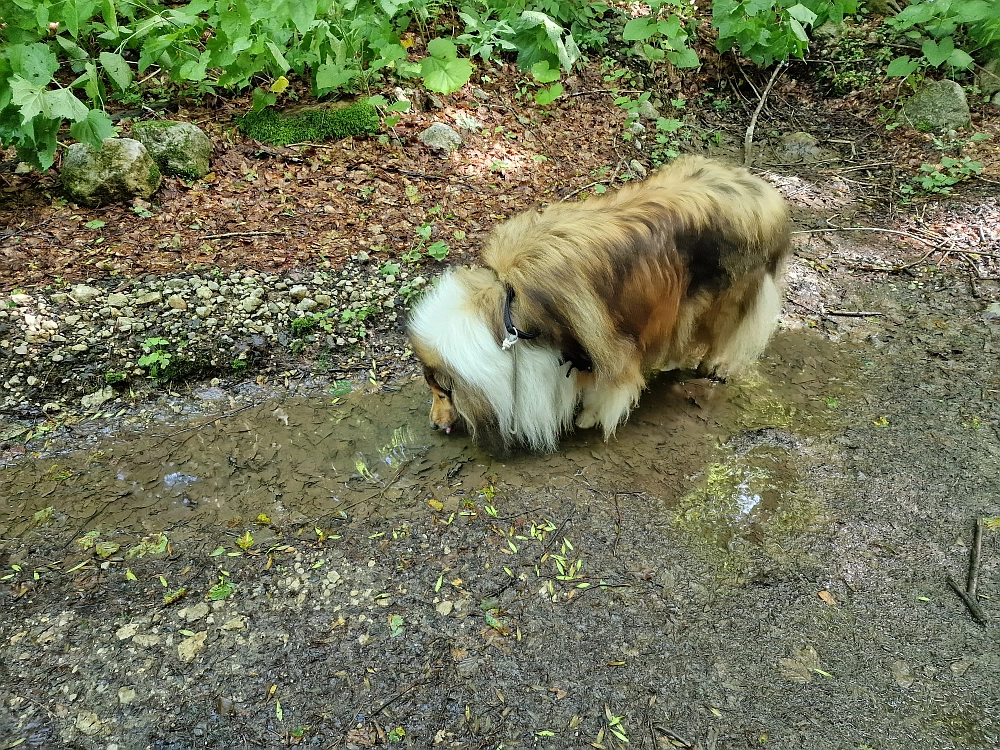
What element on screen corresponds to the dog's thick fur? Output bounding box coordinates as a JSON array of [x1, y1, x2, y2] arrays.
[[408, 155, 790, 452]]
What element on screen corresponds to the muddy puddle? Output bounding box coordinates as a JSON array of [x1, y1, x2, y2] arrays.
[[1, 330, 858, 554]]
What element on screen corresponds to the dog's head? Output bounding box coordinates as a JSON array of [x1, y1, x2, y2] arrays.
[[408, 269, 507, 444]]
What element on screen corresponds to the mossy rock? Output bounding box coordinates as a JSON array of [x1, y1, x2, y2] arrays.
[[238, 101, 379, 146], [61, 138, 161, 207], [132, 121, 212, 179]]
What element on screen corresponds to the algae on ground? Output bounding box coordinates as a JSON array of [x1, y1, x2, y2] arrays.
[[238, 101, 379, 146]]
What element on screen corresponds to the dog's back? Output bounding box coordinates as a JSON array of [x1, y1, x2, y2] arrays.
[[481, 155, 789, 379]]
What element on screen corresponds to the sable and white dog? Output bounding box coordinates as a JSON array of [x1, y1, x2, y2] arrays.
[[408, 155, 790, 452]]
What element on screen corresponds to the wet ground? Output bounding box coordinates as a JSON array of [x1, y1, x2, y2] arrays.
[[2, 254, 1000, 749]]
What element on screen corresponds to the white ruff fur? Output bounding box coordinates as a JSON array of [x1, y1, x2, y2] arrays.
[[409, 271, 578, 451]]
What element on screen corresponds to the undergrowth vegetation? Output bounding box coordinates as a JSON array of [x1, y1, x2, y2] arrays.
[[1, 0, 998, 169]]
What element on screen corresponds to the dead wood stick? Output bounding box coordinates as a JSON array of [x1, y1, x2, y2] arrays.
[[201, 231, 286, 240], [946, 576, 988, 625], [826, 310, 884, 317], [968, 517, 984, 599], [744, 61, 786, 168], [790, 226, 944, 247]]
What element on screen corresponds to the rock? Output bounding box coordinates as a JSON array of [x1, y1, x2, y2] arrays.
[[75, 712, 103, 736], [61, 138, 161, 207], [813, 21, 846, 42], [629, 121, 646, 135], [982, 302, 1000, 321], [196, 286, 213, 299], [118, 686, 138, 705], [221, 616, 246, 631], [288, 284, 309, 301], [107, 292, 129, 307], [131, 120, 212, 179], [14, 343, 28, 355], [777, 131, 827, 163], [436, 600, 454, 616], [899, 79, 971, 132], [453, 111, 483, 131], [115, 623, 139, 640], [314, 293, 332, 307], [69, 284, 102, 304], [297, 298, 318, 312], [637, 99, 660, 120], [10, 293, 33, 305], [81, 386, 115, 409], [178, 631, 208, 662], [181, 602, 210, 622], [629, 159, 648, 179], [981, 59, 1000, 98], [167, 294, 187, 310], [419, 123, 463, 152], [242, 297, 263, 313], [135, 291, 162, 306], [50, 292, 69, 304]]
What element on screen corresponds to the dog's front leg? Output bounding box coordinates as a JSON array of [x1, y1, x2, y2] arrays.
[[575, 375, 642, 439]]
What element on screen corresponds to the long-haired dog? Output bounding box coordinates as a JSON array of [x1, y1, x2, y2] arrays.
[[408, 155, 790, 452]]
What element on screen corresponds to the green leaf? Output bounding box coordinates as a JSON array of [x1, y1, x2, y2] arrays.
[[886, 56, 919, 77], [946, 48, 974, 70], [70, 109, 115, 149], [10, 77, 46, 121], [534, 82, 562, 105], [786, 3, 818, 26], [99, 52, 133, 92], [8, 44, 60, 86], [45, 88, 89, 122], [623, 18, 655, 42], [921, 37, 954, 67], [531, 61, 560, 83], [289, 0, 317, 35], [666, 47, 701, 68], [315, 61, 355, 94], [421, 55, 473, 94], [788, 18, 809, 44], [266, 41, 291, 73], [427, 37, 458, 60]]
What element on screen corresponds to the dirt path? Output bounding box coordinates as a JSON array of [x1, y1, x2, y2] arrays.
[[3, 225, 1000, 748]]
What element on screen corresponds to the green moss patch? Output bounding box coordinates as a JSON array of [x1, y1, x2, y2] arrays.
[[238, 102, 379, 145]]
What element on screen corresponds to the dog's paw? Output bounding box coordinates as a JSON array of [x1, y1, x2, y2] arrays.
[[575, 410, 599, 430]]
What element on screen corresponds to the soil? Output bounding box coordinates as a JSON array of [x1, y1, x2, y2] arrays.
[[2, 49, 1000, 750]]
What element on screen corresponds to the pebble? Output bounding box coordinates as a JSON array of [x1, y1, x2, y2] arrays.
[[3, 257, 416, 415]]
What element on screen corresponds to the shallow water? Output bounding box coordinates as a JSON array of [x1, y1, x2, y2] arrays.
[[0, 330, 856, 549]]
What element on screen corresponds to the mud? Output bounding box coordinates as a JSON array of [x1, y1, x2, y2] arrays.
[[2, 257, 1000, 749]]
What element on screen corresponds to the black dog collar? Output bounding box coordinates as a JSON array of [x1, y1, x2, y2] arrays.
[[502, 286, 539, 349]]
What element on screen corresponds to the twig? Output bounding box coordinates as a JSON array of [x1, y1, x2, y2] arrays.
[[371, 678, 428, 717], [560, 157, 627, 202], [792, 226, 954, 271], [968, 517, 984, 600], [201, 231, 286, 240], [568, 89, 644, 97], [826, 310, 884, 317], [947, 576, 988, 625], [159, 405, 256, 438], [744, 61, 786, 168]]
